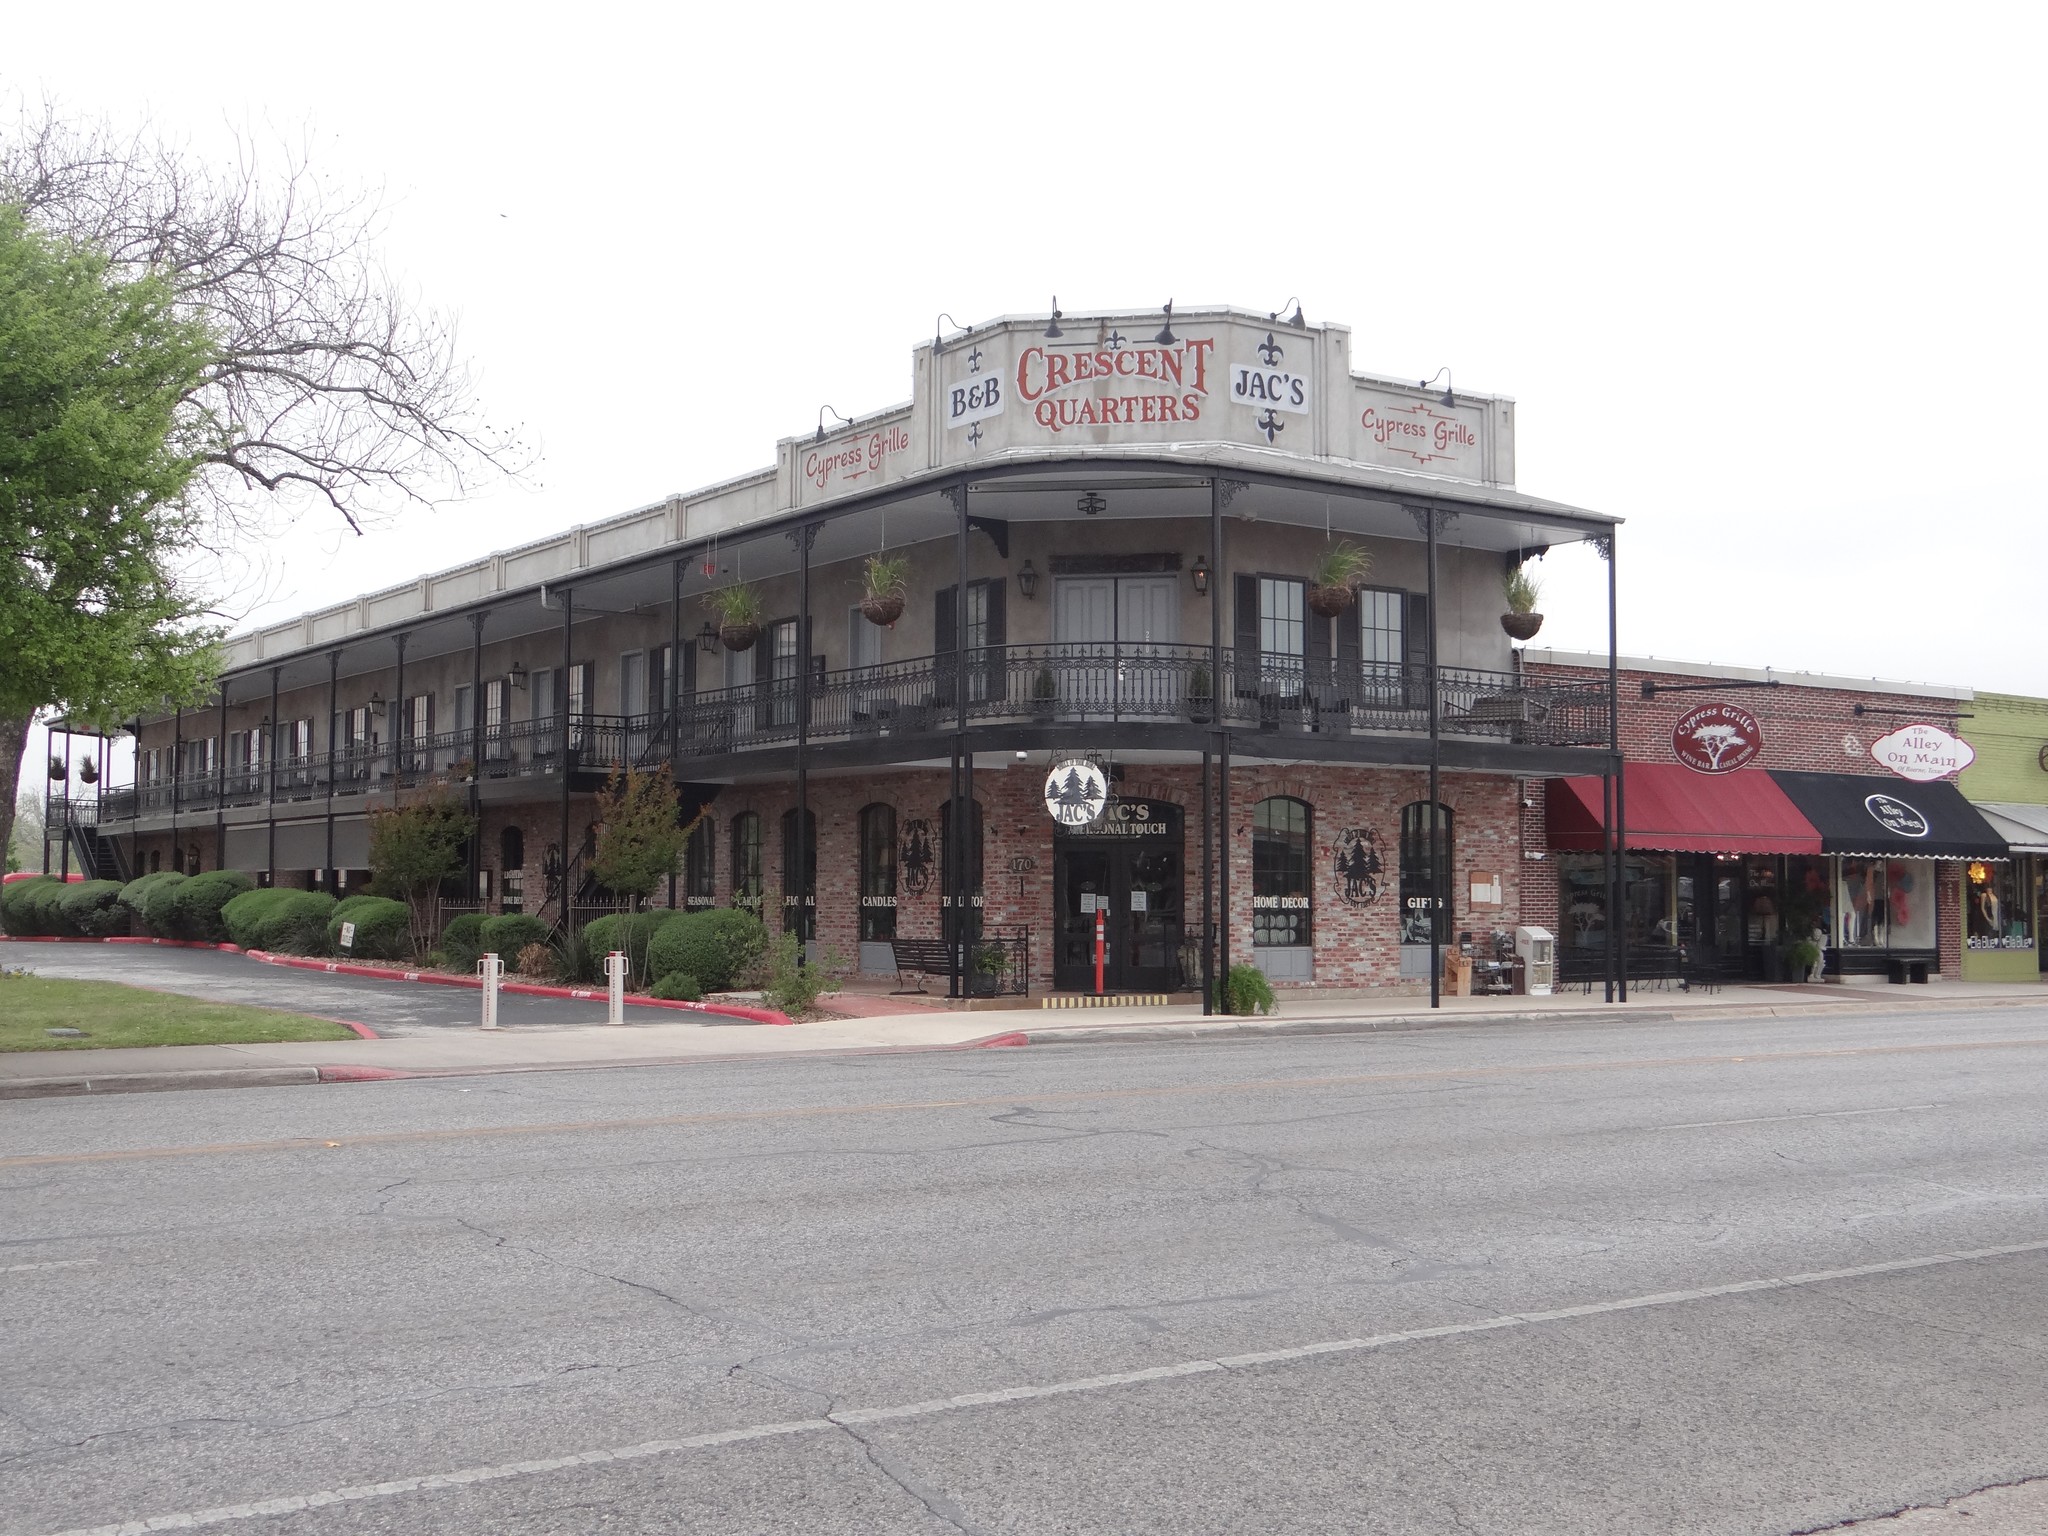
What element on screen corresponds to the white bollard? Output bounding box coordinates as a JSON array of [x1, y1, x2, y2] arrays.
[[605, 949, 627, 1026], [479, 951, 503, 1030]]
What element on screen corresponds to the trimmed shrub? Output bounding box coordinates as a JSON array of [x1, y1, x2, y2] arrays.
[[440, 912, 487, 971], [581, 911, 668, 987], [117, 871, 184, 936], [648, 972, 702, 1002], [167, 869, 256, 943], [324, 895, 410, 960], [139, 872, 191, 939], [224, 888, 338, 953], [55, 880, 129, 938], [646, 908, 767, 994], [1, 876, 60, 935], [20, 880, 75, 936], [479, 913, 548, 959]]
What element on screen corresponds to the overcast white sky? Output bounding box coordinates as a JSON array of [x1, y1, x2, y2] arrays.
[[12, 1, 2047, 705]]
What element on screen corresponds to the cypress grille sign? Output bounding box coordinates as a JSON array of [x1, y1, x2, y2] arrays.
[[1672, 703, 1763, 774]]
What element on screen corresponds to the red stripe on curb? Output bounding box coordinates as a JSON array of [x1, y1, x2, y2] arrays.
[[975, 1031, 1030, 1048], [239, 948, 792, 1026], [337, 1018, 380, 1040], [317, 1064, 411, 1082]]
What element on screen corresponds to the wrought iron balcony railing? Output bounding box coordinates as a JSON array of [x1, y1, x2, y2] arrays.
[[97, 647, 1609, 820]]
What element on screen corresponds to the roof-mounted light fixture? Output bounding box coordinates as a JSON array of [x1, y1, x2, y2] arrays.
[[815, 405, 853, 443], [933, 313, 965, 354], [1421, 368, 1455, 408], [1044, 298, 1064, 339], [1269, 296, 1305, 328], [1155, 300, 1177, 346]]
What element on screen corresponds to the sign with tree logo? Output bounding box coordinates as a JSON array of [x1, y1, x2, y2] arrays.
[[1672, 703, 1763, 774], [1043, 760, 1108, 826]]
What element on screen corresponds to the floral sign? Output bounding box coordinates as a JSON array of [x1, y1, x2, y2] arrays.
[[1672, 703, 1764, 774]]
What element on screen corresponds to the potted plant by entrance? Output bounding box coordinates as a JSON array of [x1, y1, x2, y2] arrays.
[[1502, 565, 1545, 641], [1307, 542, 1371, 617], [1032, 667, 1058, 718], [860, 552, 909, 627], [706, 583, 763, 652], [971, 942, 1008, 995], [1186, 663, 1213, 724], [1785, 936, 1823, 984]]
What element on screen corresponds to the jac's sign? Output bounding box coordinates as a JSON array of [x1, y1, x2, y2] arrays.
[[1672, 703, 1764, 774], [1870, 723, 1975, 783]]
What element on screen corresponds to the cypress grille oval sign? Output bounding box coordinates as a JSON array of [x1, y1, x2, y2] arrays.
[[1672, 703, 1763, 774]]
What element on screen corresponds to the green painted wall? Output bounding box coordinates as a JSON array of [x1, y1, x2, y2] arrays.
[[1961, 693, 2048, 805]]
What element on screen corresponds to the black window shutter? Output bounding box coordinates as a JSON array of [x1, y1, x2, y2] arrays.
[[1233, 573, 1259, 697], [1404, 592, 1431, 708], [681, 633, 697, 697], [981, 579, 1006, 702], [934, 585, 958, 706]]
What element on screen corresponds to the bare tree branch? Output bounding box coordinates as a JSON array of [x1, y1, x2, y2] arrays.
[[0, 98, 535, 543]]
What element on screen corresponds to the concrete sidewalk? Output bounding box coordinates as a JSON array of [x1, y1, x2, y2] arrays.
[[4, 975, 2045, 1098]]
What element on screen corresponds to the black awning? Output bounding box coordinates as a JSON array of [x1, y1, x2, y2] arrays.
[[1768, 771, 2011, 859]]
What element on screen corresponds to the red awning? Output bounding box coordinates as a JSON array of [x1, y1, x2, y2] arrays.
[[1548, 764, 1823, 855]]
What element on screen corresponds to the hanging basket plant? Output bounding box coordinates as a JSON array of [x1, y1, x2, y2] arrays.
[[78, 757, 100, 785], [860, 552, 910, 628], [1307, 541, 1372, 617], [47, 756, 66, 783], [1501, 564, 1545, 642], [705, 583, 763, 652]]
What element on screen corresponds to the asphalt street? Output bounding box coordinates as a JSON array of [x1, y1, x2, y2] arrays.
[[4, 1001, 2048, 1534], [0, 941, 615, 1033]]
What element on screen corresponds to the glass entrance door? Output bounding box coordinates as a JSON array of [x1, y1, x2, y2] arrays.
[[1052, 800, 1185, 992]]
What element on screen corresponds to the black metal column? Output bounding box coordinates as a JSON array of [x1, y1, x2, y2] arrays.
[[794, 524, 813, 952], [266, 666, 279, 883], [950, 480, 969, 999], [214, 689, 228, 871], [171, 706, 183, 870], [1426, 507, 1443, 1010], [559, 589, 573, 929], [1605, 531, 1621, 1003], [1210, 477, 1227, 997], [1602, 767, 1616, 1003], [468, 613, 486, 896], [130, 717, 142, 879], [669, 556, 683, 911], [1201, 749, 1213, 1014], [323, 651, 339, 893]]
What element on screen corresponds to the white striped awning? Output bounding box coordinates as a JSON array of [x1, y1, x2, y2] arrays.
[[1974, 801, 2048, 855]]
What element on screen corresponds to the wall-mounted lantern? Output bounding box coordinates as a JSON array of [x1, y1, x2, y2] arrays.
[[697, 620, 720, 655], [1190, 555, 1210, 596], [1017, 560, 1038, 600]]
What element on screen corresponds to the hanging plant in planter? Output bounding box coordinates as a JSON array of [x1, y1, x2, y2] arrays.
[[1307, 542, 1372, 617], [47, 756, 66, 782], [78, 756, 100, 785], [705, 583, 764, 651], [1501, 564, 1545, 641], [860, 552, 910, 627]]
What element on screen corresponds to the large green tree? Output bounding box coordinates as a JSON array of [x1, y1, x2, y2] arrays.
[[0, 103, 526, 868], [0, 205, 222, 856]]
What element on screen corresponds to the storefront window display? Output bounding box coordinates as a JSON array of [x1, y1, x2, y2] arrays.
[[684, 816, 717, 907], [1251, 796, 1311, 947], [1838, 858, 1933, 950], [1399, 802, 1452, 945], [859, 803, 897, 942], [781, 808, 817, 940], [1557, 855, 1677, 949], [1966, 861, 2033, 952], [731, 812, 763, 914]]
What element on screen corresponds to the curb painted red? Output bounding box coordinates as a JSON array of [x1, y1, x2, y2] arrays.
[[240, 949, 793, 1026], [317, 1064, 411, 1082], [975, 1031, 1030, 1048]]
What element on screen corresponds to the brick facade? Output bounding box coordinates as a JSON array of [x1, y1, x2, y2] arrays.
[[1524, 655, 1975, 979]]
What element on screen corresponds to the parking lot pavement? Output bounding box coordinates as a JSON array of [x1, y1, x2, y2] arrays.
[[0, 940, 613, 1035]]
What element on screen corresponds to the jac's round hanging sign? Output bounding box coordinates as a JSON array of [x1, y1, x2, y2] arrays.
[[1864, 793, 1931, 838], [1672, 703, 1763, 774], [1870, 723, 1975, 783], [1044, 759, 1108, 826]]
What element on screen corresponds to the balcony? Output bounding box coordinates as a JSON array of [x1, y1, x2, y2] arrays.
[[99, 647, 1608, 821]]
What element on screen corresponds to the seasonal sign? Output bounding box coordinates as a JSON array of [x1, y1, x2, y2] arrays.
[[1864, 793, 1931, 839], [1044, 759, 1109, 826], [1672, 703, 1764, 774], [1870, 723, 1975, 783]]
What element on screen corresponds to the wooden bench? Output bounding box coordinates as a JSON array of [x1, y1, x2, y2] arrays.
[[889, 938, 958, 993]]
